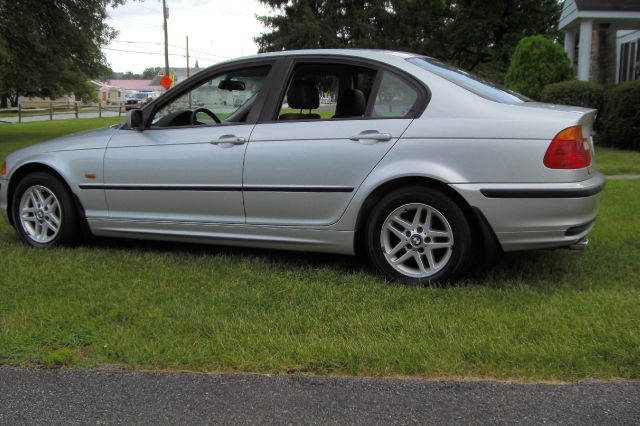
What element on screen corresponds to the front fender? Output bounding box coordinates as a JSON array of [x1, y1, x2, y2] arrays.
[[6, 149, 108, 220]]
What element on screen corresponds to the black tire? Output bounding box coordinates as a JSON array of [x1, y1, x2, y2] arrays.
[[11, 172, 80, 247], [365, 186, 473, 285]]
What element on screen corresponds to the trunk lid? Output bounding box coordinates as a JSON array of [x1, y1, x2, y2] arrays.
[[516, 102, 598, 176]]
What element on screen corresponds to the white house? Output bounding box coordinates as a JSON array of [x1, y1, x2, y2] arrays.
[[559, 0, 640, 84]]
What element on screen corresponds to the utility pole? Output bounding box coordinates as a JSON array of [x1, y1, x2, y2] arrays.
[[186, 36, 190, 77], [186, 35, 191, 108], [162, 0, 169, 76]]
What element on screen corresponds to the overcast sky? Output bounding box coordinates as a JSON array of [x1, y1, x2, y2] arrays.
[[104, 0, 273, 74]]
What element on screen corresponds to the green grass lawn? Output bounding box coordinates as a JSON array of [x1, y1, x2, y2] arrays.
[[280, 108, 335, 119], [0, 119, 639, 381], [596, 147, 640, 175]]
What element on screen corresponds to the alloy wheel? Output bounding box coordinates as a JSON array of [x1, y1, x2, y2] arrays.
[[380, 202, 454, 278], [19, 185, 62, 244]]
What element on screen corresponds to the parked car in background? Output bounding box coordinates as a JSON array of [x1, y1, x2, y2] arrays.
[[0, 49, 604, 284], [124, 91, 154, 110]]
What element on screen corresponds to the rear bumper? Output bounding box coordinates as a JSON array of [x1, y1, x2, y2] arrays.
[[451, 172, 605, 251]]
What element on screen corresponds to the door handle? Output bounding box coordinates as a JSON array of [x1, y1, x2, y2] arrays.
[[210, 135, 246, 145], [349, 130, 392, 142]]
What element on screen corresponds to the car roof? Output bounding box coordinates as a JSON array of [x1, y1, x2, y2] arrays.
[[220, 49, 418, 65], [255, 49, 414, 58]]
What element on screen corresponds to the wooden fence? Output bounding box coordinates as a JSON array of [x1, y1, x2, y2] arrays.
[[0, 102, 126, 123]]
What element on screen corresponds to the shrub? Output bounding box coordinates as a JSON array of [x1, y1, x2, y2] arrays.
[[540, 80, 605, 110], [505, 35, 574, 99], [541, 80, 605, 129], [599, 81, 640, 151]]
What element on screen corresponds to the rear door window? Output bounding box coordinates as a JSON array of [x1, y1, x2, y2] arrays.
[[274, 63, 378, 121]]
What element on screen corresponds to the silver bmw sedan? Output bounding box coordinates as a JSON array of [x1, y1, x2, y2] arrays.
[[0, 49, 604, 284]]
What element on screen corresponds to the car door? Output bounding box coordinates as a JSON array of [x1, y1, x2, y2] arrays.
[[103, 64, 273, 224], [243, 60, 426, 226]]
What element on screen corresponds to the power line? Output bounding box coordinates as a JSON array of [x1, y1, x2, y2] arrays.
[[111, 40, 225, 59], [174, 45, 230, 59], [111, 39, 231, 59], [112, 25, 163, 29], [104, 46, 179, 56], [102, 46, 217, 64]]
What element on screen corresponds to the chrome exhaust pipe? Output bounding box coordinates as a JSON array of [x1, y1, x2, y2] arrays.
[[569, 237, 589, 250]]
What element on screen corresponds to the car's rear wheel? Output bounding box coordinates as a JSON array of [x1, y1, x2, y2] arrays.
[[11, 172, 79, 247], [365, 186, 473, 285]]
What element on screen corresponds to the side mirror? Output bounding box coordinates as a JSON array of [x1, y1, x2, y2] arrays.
[[218, 80, 246, 91], [126, 109, 144, 131]]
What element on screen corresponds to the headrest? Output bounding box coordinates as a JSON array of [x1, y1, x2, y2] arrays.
[[287, 80, 320, 110], [335, 89, 366, 117]]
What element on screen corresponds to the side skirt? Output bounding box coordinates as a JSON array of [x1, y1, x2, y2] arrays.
[[87, 217, 356, 255]]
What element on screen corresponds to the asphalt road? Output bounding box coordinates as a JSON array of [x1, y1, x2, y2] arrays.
[[0, 111, 122, 123], [1, 366, 638, 425]]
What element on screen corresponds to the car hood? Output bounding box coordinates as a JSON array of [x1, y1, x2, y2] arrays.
[[8, 125, 120, 160]]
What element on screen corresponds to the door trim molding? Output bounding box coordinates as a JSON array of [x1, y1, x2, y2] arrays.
[[79, 184, 354, 193]]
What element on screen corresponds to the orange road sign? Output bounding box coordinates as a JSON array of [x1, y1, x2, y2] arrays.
[[160, 74, 173, 90]]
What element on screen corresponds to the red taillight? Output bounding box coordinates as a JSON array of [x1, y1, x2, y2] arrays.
[[544, 126, 591, 169], [0, 161, 6, 176]]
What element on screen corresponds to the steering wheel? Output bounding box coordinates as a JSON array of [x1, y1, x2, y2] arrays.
[[190, 107, 221, 125]]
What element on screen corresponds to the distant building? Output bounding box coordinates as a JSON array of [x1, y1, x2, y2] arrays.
[[560, 0, 640, 84], [149, 66, 204, 87], [92, 63, 204, 103], [94, 80, 163, 104], [18, 94, 76, 108]]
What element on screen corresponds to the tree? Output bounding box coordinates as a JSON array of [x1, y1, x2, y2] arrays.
[[255, 0, 562, 83], [122, 71, 142, 79], [142, 67, 163, 79], [255, 0, 447, 52], [440, 0, 561, 82], [505, 35, 574, 99], [0, 0, 127, 107]]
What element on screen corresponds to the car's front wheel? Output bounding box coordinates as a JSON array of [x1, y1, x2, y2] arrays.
[[11, 172, 79, 247], [365, 186, 473, 285]]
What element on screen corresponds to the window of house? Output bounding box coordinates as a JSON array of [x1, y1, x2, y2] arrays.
[[619, 39, 640, 83]]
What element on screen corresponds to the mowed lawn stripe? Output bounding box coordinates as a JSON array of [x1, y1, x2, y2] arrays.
[[595, 147, 640, 176], [0, 119, 638, 380]]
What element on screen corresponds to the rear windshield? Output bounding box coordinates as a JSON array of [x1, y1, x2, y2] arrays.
[[407, 57, 529, 104]]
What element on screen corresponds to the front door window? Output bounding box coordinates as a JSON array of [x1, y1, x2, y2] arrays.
[[151, 66, 271, 127]]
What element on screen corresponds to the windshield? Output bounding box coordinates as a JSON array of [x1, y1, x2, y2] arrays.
[[407, 57, 529, 104]]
